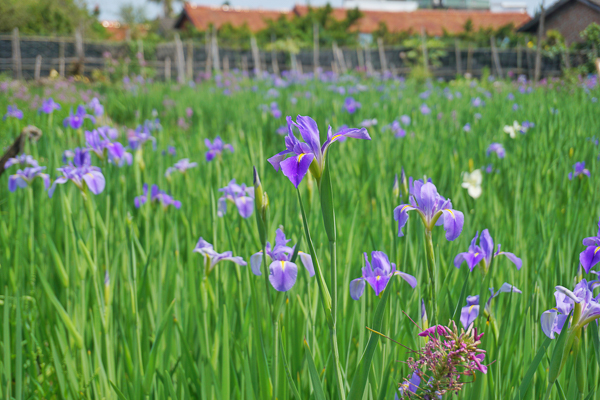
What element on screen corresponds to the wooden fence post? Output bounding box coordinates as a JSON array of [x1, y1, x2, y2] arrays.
[[534, 5, 546, 82], [75, 28, 84, 75], [186, 40, 193, 80], [241, 55, 248, 77], [467, 44, 473, 74], [313, 22, 319, 74], [211, 27, 220, 74], [365, 47, 373, 75], [12, 28, 22, 80], [421, 27, 429, 72], [491, 36, 503, 78], [223, 56, 230, 74], [205, 31, 212, 75], [165, 57, 171, 81], [251, 36, 261, 76], [271, 34, 279, 75], [563, 41, 571, 69], [377, 37, 387, 73], [34, 55, 42, 81], [517, 44, 522, 75], [174, 34, 185, 83], [357, 47, 364, 71], [455, 39, 462, 76], [59, 40, 65, 77]]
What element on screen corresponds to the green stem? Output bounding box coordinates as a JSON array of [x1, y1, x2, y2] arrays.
[[330, 240, 337, 326], [424, 229, 437, 324]]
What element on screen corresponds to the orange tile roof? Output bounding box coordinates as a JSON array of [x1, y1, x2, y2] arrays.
[[176, 3, 531, 35], [293, 5, 531, 35], [177, 3, 292, 31]]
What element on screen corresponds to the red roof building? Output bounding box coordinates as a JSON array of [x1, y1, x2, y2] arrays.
[[174, 2, 530, 35]]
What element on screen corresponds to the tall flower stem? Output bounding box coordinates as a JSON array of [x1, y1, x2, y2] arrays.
[[424, 229, 437, 324], [296, 188, 345, 399]]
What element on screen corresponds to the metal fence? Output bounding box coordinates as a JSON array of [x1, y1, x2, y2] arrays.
[[0, 29, 590, 82]]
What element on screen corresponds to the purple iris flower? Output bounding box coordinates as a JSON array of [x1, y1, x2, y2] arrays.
[[3, 105, 23, 120], [165, 158, 198, 177], [268, 115, 370, 187], [85, 129, 111, 159], [454, 229, 522, 272], [38, 98, 61, 114], [205, 136, 234, 161], [463, 123, 471, 132], [349, 251, 417, 300], [343, 97, 361, 114], [522, 121, 535, 130], [394, 180, 464, 241], [569, 162, 590, 180], [276, 125, 288, 135], [360, 118, 377, 128], [48, 148, 105, 198], [580, 217, 600, 273], [420, 104, 431, 115], [134, 184, 181, 209], [507, 93, 515, 100], [270, 102, 282, 119], [185, 107, 193, 118], [383, 120, 406, 138], [98, 126, 119, 140], [88, 97, 104, 116], [471, 97, 484, 107], [106, 142, 132, 166], [486, 143, 506, 159], [63, 105, 95, 129], [512, 104, 519, 111], [396, 372, 420, 399], [460, 283, 521, 329], [4, 154, 39, 169], [8, 166, 50, 192], [400, 115, 411, 125], [541, 279, 600, 339], [128, 123, 157, 151], [249, 228, 314, 292], [218, 179, 254, 218], [167, 146, 177, 156], [194, 237, 247, 274]]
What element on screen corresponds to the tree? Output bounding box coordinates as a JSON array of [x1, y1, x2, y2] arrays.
[[119, 3, 148, 25], [148, 0, 180, 18]]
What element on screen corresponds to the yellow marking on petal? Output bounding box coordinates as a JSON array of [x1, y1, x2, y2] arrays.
[[376, 275, 381, 281], [332, 134, 343, 141], [297, 153, 306, 162], [595, 246, 600, 255], [469, 305, 476, 312], [280, 260, 286, 271], [444, 209, 455, 218], [401, 205, 412, 212], [474, 252, 479, 257]]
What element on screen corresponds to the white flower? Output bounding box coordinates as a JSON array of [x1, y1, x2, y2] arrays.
[[503, 121, 521, 139], [462, 169, 482, 199]]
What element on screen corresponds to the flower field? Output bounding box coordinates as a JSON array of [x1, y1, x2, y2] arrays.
[[0, 72, 599, 399]]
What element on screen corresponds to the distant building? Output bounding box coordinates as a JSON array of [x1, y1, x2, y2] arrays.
[[342, 0, 419, 12], [174, 2, 530, 37], [518, 0, 600, 44]]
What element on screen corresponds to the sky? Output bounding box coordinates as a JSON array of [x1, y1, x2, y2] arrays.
[[89, 0, 553, 22]]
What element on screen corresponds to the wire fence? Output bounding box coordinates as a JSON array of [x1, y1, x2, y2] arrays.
[[0, 30, 592, 82]]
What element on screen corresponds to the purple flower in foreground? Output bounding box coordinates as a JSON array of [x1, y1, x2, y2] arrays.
[[394, 180, 464, 241], [194, 237, 246, 275], [205, 136, 234, 161], [541, 279, 600, 339], [165, 158, 198, 178], [218, 179, 254, 218], [4, 154, 38, 169], [48, 148, 105, 198], [460, 283, 521, 329], [63, 105, 95, 129], [580, 217, 600, 273], [268, 115, 370, 187], [343, 97, 361, 114], [569, 162, 590, 180], [250, 228, 314, 291], [128, 122, 157, 151], [3, 105, 23, 120], [39, 98, 61, 114], [8, 167, 50, 192], [454, 229, 522, 273], [383, 120, 406, 138], [134, 183, 181, 209], [486, 143, 505, 158], [349, 251, 416, 300], [396, 372, 420, 399], [106, 142, 132, 166]]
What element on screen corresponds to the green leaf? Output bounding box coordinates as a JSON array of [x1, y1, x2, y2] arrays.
[[320, 155, 336, 242], [221, 306, 230, 399], [142, 299, 176, 394], [46, 234, 69, 287], [279, 325, 302, 400], [590, 318, 600, 369], [512, 336, 552, 400], [109, 380, 129, 400], [348, 287, 391, 400], [304, 339, 327, 400]]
